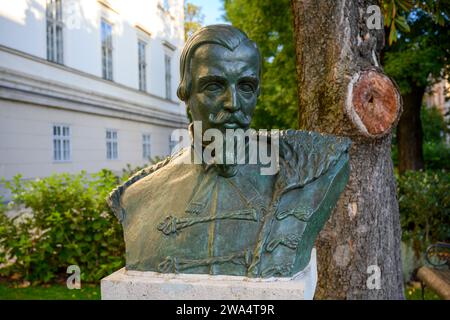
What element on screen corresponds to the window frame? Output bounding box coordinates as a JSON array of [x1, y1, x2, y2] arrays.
[[164, 53, 172, 100], [46, 0, 64, 64], [52, 124, 71, 162], [106, 129, 118, 160], [142, 133, 152, 160], [138, 39, 147, 91], [101, 18, 114, 81]]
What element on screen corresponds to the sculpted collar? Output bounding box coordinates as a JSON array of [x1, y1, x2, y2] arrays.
[[184, 166, 265, 216]]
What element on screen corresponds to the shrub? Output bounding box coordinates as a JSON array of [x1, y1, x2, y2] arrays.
[[0, 170, 125, 283], [421, 106, 448, 144], [120, 156, 167, 181], [423, 141, 450, 170], [422, 106, 449, 170], [397, 170, 450, 256], [392, 105, 449, 171]]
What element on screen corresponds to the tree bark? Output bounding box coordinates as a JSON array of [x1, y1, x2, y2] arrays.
[[291, 0, 404, 299], [397, 85, 425, 173]]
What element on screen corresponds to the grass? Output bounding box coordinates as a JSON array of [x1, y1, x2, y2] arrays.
[[405, 283, 442, 300], [0, 283, 100, 300], [0, 281, 442, 300]]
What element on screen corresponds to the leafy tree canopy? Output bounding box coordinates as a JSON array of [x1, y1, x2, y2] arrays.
[[384, 5, 450, 94], [185, 2, 205, 41]]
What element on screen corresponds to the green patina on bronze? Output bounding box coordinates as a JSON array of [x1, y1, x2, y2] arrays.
[[107, 25, 351, 278]]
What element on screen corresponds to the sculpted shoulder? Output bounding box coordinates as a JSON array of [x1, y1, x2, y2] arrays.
[[276, 129, 351, 191], [266, 130, 351, 273], [106, 148, 192, 223], [107, 131, 351, 223]]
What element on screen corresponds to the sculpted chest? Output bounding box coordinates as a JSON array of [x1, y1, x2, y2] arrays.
[[118, 153, 348, 278], [108, 131, 351, 278], [122, 164, 271, 276]]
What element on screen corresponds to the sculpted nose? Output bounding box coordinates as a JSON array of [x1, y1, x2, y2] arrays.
[[223, 85, 240, 112]]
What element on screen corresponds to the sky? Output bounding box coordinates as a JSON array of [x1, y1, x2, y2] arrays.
[[187, 0, 228, 26]]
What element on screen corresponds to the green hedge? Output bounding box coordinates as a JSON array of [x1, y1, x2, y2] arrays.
[[423, 141, 450, 170], [0, 170, 125, 283], [392, 106, 449, 171], [397, 169, 450, 255]]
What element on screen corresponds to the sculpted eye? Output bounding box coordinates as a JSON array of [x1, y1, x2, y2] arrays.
[[204, 83, 223, 92], [238, 82, 255, 93]]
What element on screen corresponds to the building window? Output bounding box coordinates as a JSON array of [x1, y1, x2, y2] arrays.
[[46, 0, 63, 64], [142, 134, 151, 159], [53, 125, 70, 161], [165, 54, 172, 99], [138, 40, 147, 91], [106, 129, 118, 160], [101, 19, 113, 80]]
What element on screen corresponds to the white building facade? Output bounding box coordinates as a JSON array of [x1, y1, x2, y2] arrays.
[[0, 0, 188, 186]]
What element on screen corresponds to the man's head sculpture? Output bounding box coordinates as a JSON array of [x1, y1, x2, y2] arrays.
[[177, 25, 262, 134]]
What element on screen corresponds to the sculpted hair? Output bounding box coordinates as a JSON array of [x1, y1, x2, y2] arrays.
[[177, 24, 261, 102]]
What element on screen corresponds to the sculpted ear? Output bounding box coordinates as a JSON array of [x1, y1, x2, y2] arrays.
[[177, 83, 187, 101]]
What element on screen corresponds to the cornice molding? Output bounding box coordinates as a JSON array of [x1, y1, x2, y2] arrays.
[[0, 44, 180, 105], [0, 68, 188, 129]]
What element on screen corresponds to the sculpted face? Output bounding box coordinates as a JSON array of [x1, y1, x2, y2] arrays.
[[188, 43, 260, 134]]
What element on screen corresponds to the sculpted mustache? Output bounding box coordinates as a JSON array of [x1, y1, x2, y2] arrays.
[[208, 111, 251, 126]]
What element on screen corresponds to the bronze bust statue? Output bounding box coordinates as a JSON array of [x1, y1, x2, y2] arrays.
[[108, 25, 350, 278]]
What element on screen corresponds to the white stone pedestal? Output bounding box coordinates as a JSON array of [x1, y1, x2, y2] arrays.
[[101, 249, 317, 300]]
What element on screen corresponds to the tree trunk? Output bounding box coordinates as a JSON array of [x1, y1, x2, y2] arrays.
[[397, 85, 425, 173], [291, 0, 404, 299]]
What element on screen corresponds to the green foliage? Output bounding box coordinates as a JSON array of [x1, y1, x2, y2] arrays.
[[397, 170, 450, 256], [121, 156, 167, 181], [383, 8, 450, 95], [0, 283, 100, 300], [382, 0, 414, 45], [421, 106, 448, 143], [223, 0, 298, 129], [405, 284, 442, 300], [392, 106, 449, 170], [0, 171, 124, 284], [422, 106, 449, 170], [384, 5, 449, 175], [185, 1, 204, 41], [382, 0, 449, 45], [0, 195, 4, 214], [423, 141, 450, 170]]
